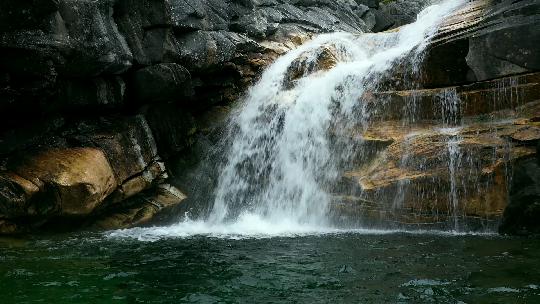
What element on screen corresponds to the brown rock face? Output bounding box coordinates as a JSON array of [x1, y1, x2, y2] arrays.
[[0, 115, 179, 234], [339, 117, 538, 228], [284, 45, 339, 88], [11, 148, 116, 216], [90, 183, 187, 230], [322, 0, 540, 232]]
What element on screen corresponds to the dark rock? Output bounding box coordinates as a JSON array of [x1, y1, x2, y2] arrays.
[[466, 1, 540, 81], [145, 103, 197, 157], [0, 173, 39, 219], [130, 63, 192, 104], [57, 0, 133, 77], [89, 183, 186, 230], [174, 30, 257, 70], [229, 7, 284, 39], [421, 39, 473, 88], [113, 0, 176, 65], [56, 77, 126, 110], [355, 0, 379, 9], [422, 0, 540, 87], [170, 0, 231, 32], [372, 9, 395, 32], [500, 155, 540, 235], [0, 114, 167, 231], [0, 0, 60, 31], [79, 115, 160, 185], [380, 0, 432, 29]]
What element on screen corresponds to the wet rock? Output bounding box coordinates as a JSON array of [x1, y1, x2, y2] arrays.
[[372, 73, 540, 121], [336, 103, 540, 229], [284, 45, 339, 88]]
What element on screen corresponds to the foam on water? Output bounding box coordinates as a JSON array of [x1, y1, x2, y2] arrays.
[[110, 0, 468, 240], [106, 216, 494, 242]]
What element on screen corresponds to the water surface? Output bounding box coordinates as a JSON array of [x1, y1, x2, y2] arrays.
[[1, 232, 539, 303]]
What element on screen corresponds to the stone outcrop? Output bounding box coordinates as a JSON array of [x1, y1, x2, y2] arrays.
[[325, 0, 540, 232], [422, 0, 540, 87]]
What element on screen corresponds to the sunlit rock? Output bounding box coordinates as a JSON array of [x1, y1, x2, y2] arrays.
[[9, 148, 117, 216]]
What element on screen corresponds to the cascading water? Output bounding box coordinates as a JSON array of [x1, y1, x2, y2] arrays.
[[110, 0, 475, 239], [207, 0, 466, 228]]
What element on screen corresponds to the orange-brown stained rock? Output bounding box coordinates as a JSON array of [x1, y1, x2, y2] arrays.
[[13, 148, 117, 216], [511, 126, 540, 142], [339, 116, 539, 223], [284, 45, 339, 88], [91, 184, 187, 230]]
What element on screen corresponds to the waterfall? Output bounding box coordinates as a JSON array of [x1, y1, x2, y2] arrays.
[[110, 0, 472, 239], [207, 0, 466, 228]]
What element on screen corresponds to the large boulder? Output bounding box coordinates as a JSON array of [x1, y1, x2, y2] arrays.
[[422, 0, 540, 87], [0, 115, 170, 232], [4, 148, 116, 217], [465, 0, 540, 81]]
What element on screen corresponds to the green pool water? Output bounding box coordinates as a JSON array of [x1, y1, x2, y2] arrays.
[[1, 232, 539, 303]]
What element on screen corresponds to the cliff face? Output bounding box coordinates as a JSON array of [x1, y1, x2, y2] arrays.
[[0, 0, 402, 234], [0, 0, 538, 235], [333, 0, 540, 233]]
